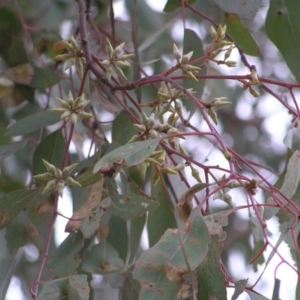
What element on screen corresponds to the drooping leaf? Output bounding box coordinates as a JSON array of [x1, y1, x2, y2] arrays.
[[266, 1, 300, 82], [246, 290, 271, 300], [197, 235, 227, 300], [65, 179, 104, 234], [6, 211, 38, 250], [80, 205, 106, 238], [82, 242, 125, 274], [225, 14, 260, 56], [37, 274, 90, 300], [231, 279, 248, 300], [48, 232, 84, 277], [0, 140, 27, 162], [133, 208, 210, 299], [76, 164, 104, 187], [112, 109, 136, 146], [182, 29, 207, 115], [6, 111, 61, 136], [30, 67, 60, 89], [0, 189, 40, 230], [33, 130, 65, 176], [214, 0, 264, 21], [15, 84, 35, 103], [128, 214, 146, 263], [93, 138, 160, 173], [108, 193, 159, 220], [34, 30, 63, 60], [0, 254, 20, 300], [106, 215, 128, 262], [0, 8, 22, 62], [163, 0, 198, 13], [148, 176, 177, 247], [8, 38, 29, 66], [264, 150, 300, 220], [177, 183, 207, 221]]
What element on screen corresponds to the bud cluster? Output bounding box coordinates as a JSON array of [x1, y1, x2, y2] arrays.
[[52, 91, 94, 125], [243, 68, 260, 98], [173, 44, 202, 81], [209, 25, 237, 68], [55, 36, 86, 78], [33, 160, 81, 197], [207, 97, 231, 125], [101, 38, 135, 81]]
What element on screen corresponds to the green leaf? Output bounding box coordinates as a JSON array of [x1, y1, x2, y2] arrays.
[[183, 29, 207, 114], [82, 242, 125, 274], [147, 176, 177, 247], [0, 189, 40, 230], [48, 232, 84, 277], [65, 180, 104, 236], [93, 139, 160, 173], [0, 8, 22, 62], [106, 215, 128, 262], [0, 140, 27, 161], [0, 254, 21, 300], [37, 275, 90, 300], [33, 130, 65, 177], [128, 214, 146, 263], [15, 84, 35, 103], [225, 14, 260, 56], [81, 206, 105, 238], [197, 235, 227, 300], [76, 164, 104, 187], [264, 150, 300, 220], [108, 193, 159, 220], [6, 111, 61, 136], [6, 211, 37, 250], [214, 0, 264, 21], [266, 1, 300, 82], [246, 290, 271, 300], [34, 30, 63, 60], [8, 38, 29, 66], [30, 67, 60, 89], [163, 0, 197, 13], [231, 279, 248, 300], [133, 208, 210, 299], [112, 109, 136, 146]]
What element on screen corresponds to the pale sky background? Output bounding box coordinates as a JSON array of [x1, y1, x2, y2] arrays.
[[5, 1, 298, 299]]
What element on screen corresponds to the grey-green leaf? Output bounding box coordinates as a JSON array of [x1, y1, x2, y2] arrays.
[[0, 140, 27, 161], [93, 139, 160, 173], [133, 208, 210, 299], [266, 1, 300, 83], [6, 111, 61, 136], [108, 193, 159, 220], [37, 275, 89, 300]]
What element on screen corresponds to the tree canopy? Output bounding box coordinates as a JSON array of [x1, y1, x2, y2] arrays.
[[0, 0, 300, 299]]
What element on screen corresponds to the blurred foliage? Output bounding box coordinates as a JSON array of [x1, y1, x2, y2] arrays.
[[0, 0, 300, 299]]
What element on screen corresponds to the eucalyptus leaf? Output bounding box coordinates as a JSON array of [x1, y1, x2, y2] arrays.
[[266, 1, 300, 82], [48, 232, 84, 277], [82, 242, 125, 274], [0, 140, 27, 161], [0, 189, 40, 230], [6, 111, 61, 136], [264, 150, 300, 220], [37, 275, 89, 300], [133, 208, 210, 299], [108, 193, 159, 220], [93, 139, 160, 173], [225, 14, 260, 56], [214, 0, 264, 21]]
